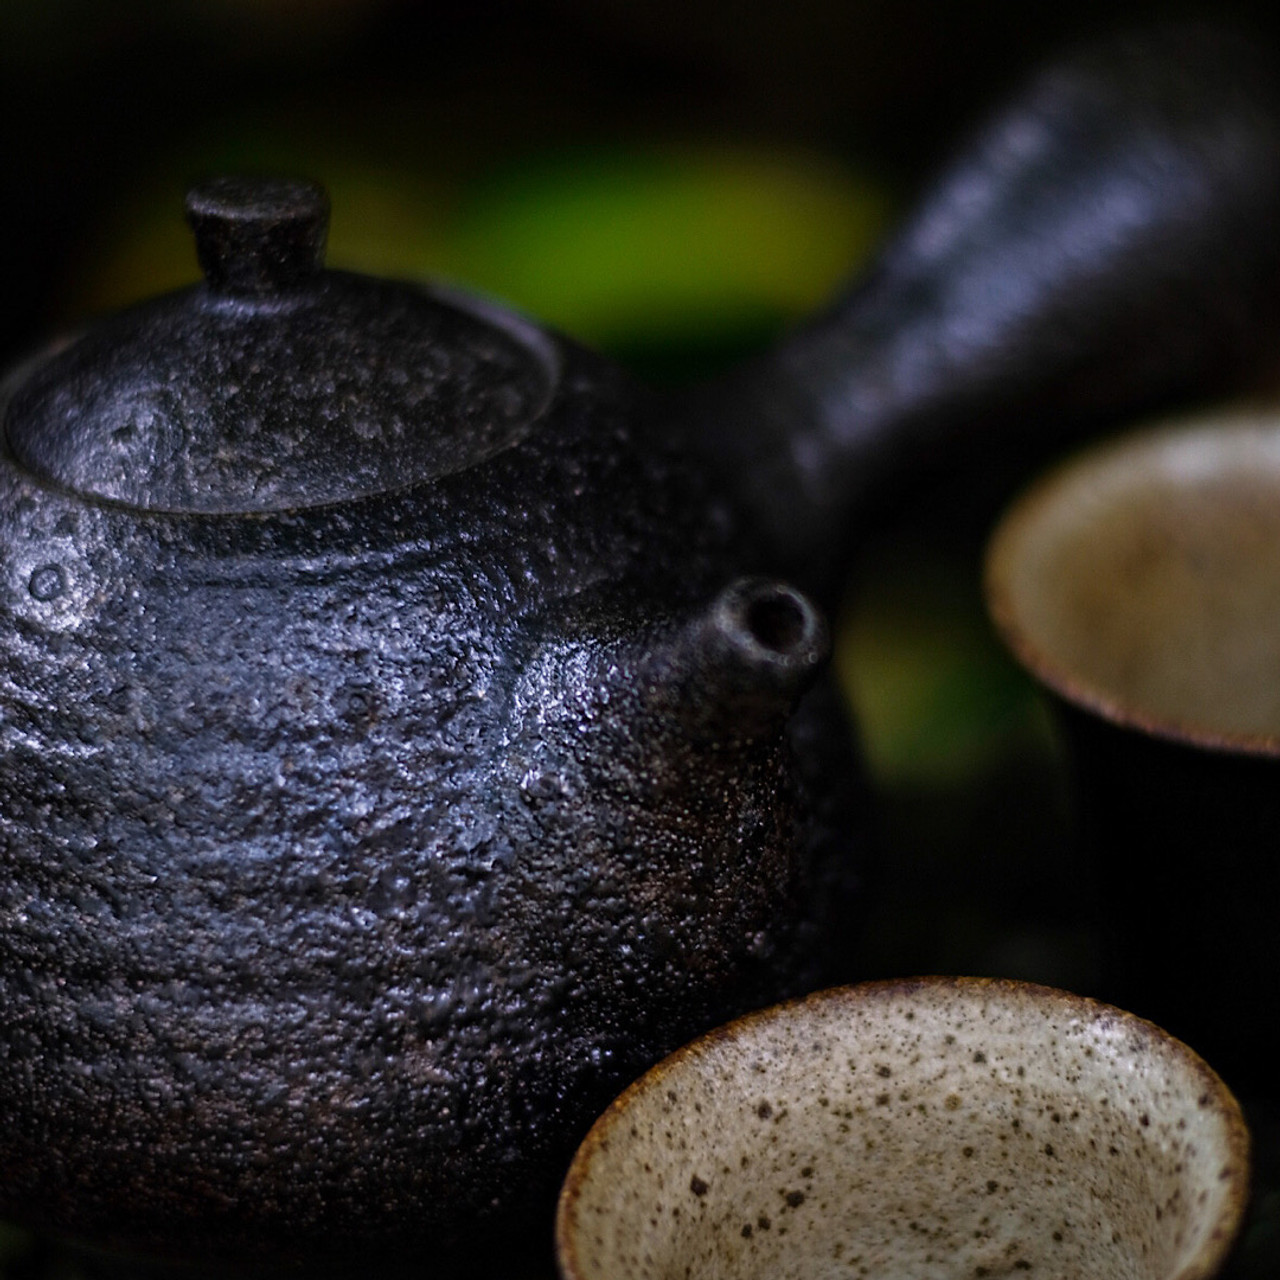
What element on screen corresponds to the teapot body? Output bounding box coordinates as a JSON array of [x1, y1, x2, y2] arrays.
[[0, 326, 844, 1268]]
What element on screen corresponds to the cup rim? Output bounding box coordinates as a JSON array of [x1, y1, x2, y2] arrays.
[[555, 976, 1251, 1280], [984, 409, 1280, 758]]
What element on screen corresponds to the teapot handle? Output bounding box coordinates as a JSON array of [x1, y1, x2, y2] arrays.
[[690, 22, 1280, 604]]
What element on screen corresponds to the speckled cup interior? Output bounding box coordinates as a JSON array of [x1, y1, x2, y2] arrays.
[[985, 410, 1280, 750], [556, 979, 1248, 1280]]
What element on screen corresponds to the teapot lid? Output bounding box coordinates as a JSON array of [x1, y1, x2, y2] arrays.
[[2, 177, 559, 514]]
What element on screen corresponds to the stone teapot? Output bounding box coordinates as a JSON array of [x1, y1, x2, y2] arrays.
[[3, 23, 1280, 1278]]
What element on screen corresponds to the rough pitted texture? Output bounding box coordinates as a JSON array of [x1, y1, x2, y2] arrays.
[[0, 323, 847, 1272], [558, 979, 1249, 1280], [4, 276, 558, 512]]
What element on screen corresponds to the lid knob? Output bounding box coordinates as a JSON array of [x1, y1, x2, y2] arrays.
[[185, 176, 329, 297]]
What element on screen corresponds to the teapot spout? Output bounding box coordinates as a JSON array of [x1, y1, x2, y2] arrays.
[[515, 579, 829, 753], [686, 22, 1280, 602], [636, 578, 829, 744]]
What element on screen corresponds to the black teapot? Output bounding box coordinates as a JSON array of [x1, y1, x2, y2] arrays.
[[2, 24, 1279, 1277]]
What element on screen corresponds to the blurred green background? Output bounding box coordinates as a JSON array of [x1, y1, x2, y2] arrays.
[[1, 0, 1278, 1275]]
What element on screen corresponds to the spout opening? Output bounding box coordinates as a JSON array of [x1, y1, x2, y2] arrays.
[[745, 592, 807, 654], [717, 580, 827, 673]]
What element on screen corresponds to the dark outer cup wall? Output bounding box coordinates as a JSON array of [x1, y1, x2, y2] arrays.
[[1054, 698, 1280, 1094]]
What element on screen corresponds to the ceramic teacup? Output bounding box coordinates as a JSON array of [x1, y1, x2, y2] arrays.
[[556, 978, 1248, 1280], [984, 409, 1280, 1086]]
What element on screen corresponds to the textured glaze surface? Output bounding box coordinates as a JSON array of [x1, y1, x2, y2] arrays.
[[558, 979, 1249, 1280], [0, 301, 843, 1268], [4, 276, 558, 514]]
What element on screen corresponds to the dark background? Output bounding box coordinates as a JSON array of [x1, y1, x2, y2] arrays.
[[4, 0, 1280, 366], [2, 1, 1279, 1276]]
